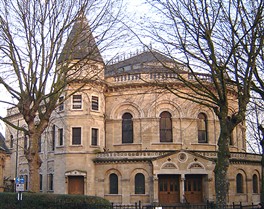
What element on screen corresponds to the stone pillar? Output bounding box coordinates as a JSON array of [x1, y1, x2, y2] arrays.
[[153, 175, 159, 204], [180, 174, 185, 203]]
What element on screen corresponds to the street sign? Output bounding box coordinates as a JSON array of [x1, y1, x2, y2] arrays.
[[15, 177, 20, 184], [16, 184, 24, 192], [19, 177, 24, 184]]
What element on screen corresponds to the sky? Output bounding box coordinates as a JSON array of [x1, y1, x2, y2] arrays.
[[0, 0, 147, 137]]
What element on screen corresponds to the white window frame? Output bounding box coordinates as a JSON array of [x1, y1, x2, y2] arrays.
[[72, 94, 82, 110], [91, 95, 99, 111]]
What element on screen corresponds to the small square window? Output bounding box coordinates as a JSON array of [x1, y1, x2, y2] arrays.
[[91, 96, 99, 111], [72, 95, 82, 109]]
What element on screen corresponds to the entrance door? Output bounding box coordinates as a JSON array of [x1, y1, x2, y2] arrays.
[[68, 176, 84, 195], [158, 175, 180, 205], [184, 175, 203, 203]]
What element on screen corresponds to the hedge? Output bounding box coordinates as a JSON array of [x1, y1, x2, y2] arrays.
[[0, 192, 111, 209]]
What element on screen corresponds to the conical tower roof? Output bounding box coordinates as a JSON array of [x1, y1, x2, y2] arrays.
[[58, 13, 103, 63]]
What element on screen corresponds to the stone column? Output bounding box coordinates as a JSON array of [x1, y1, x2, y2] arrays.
[[153, 175, 159, 204], [180, 174, 185, 203]]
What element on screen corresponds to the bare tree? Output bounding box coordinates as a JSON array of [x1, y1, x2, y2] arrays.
[[249, 13, 264, 201], [0, 0, 124, 192], [134, 0, 264, 206], [246, 98, 264, 154]]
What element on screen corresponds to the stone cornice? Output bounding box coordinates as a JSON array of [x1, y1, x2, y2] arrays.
[[93, 150, 261, 165]]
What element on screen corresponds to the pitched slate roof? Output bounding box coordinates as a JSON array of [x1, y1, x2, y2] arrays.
[[105, 50, 186, 77], [58, 13, 103, 64], [0, 132, 10, 154]]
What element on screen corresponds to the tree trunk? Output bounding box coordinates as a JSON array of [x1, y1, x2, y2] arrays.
[[214, 120, 231, 208], [27, 152, 42, 192], [25, 132, 42, 192]]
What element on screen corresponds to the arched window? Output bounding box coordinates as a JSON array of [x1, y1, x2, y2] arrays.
[[135, 173, 145, 194], [160, 111, 172, 142], [198, 113, 207, 143], [236, 173, 243, 193], [229, 131, 234, 145], [122, 113, 133, 143], [253, 174, 258, 193], [109, 173, 118, 194]]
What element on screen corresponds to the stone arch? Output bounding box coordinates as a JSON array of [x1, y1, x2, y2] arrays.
[[130, 168, 150, 195], [187, 162, 205, 171], [110, 102, 143, 119], [161, 162, 179, 170], [147, 100, 181, 118], [235, 169, 247, 194], [105, 168, 122, 177], [155, 161, 179, 175], [186, 104, 216, 120], [252, 170, 260, 193], [105, 169, 122, 194]]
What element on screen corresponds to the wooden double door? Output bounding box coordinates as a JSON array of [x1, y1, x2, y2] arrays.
[[184, 175, 203, 204], [158, 174, 203, 205], [159, 175, 180, 205]]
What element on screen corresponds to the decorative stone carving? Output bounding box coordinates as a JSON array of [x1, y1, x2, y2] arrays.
[[178, 152, 188, 163]]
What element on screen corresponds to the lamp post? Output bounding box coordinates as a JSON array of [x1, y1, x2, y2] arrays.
[[15, 120, 19, 179]]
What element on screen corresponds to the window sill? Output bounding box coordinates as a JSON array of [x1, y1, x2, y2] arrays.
[[105, 194, 122, 196], [151, 142, 180, 145], [131, 194, 148, 196], [71, 108, 83, 111], [113, 143, 142, 146], [190, 143, 215, 146]]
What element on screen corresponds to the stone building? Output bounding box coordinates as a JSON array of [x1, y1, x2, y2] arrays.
[[4, 16, 261, 205], [0, 133, 10, 192]]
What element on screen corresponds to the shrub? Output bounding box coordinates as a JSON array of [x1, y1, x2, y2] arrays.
[[0, 192, 111, 209]]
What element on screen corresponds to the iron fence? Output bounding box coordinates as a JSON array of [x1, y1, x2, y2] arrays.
[[0, 201, 258, 209]]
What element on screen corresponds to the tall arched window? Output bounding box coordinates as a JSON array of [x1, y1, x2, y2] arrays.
[[253, 174, 258, 193], [135, 173, 145, 194], [122, 113, 133, 143], [229, 131, 234, 145], [109, 173, 118, 194], [159, 111, 172, 142], [198, 113, 208, 143], [236, 173, 243, 193]]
